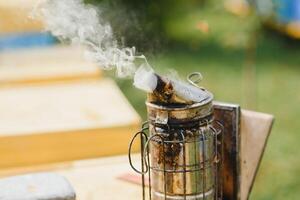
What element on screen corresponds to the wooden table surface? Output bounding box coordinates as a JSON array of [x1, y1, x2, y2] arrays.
[[0, 155, 142, 200]]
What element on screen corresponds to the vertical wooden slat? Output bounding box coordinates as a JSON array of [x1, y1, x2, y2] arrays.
[[214, 102, 241, 200]]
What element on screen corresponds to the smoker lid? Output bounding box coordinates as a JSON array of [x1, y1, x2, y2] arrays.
[[146, 89, 213, 111], [146, 89, 213, 124]]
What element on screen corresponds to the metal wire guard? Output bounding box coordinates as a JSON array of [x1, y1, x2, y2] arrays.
[[128, 74, 223, 200], [129, 117, 223, 200]]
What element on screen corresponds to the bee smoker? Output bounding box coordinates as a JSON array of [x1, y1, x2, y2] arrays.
[[129, 76, 223, 200]]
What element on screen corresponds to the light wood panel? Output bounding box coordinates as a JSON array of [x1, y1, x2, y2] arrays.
[[0, 155, 142, 200], [0, 79, 141, 168], [0, 45, 101, 86], [240, 110, 274, 200]]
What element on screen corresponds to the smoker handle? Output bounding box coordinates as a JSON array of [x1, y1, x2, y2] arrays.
[[128, 130, 149, 175], [187, 72, 205, 90]]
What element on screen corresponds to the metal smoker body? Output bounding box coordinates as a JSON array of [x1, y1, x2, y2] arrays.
[[129, 91, 223, 200]]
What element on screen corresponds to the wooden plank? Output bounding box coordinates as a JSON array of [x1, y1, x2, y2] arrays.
[[214, 102, 274, 200], [213, 102, 241, 200], [0, 0, 43, 33], [0, 155, 143, 200], [0, 79, 141, 168], [0, 45, 101, 86], [240, 110, 274, 200]]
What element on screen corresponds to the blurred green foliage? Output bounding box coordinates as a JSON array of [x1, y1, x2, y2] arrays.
[[87, 0, 300, 199]]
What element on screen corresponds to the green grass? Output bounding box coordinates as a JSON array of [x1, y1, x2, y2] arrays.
[[111, 2, 300, 199]]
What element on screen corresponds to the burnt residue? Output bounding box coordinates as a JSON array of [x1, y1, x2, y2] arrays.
[[152, 74, 174, 103], [145, 95, 218, 197], [161, 136, 181, 167], [151, 131, 182, 169], [149, 122, 217, 196], [148, 74, 196, 105], [150, 127, 198, 169]]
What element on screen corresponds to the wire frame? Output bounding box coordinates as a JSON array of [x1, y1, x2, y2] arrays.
[[129, 119, 223, 200]]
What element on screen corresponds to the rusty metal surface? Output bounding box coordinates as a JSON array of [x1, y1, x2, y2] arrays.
[[146, 94, 213, 124], [130, 100, 272, 200], [213, 102, 241, 200], [129, 96, 225, 200]]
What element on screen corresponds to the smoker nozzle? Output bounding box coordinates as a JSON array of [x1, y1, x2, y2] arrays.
[[148, 74, 193, 105]]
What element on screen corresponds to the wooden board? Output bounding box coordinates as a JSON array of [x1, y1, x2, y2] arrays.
[[0, 79, 141, 169], [240, 110, 274, 200], [0, 45, 101, 86], [0, 155, 143, 200], [214, 102, 274, 200], [214, 102, 241, 200], [0, 0, 43, 33]]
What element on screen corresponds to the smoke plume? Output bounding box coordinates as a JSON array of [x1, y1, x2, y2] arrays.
[[35, 0, 141, 78], [34, 0, 209, 103]]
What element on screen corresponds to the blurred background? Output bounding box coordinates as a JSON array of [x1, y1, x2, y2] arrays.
[[112, 1, 300, 199], [98, 0, 300, 199], [0, 0, 299, 199]]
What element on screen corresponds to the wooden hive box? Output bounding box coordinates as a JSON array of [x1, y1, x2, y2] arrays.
[[0, 0, 43, 34], [0, 79, 141, 169], [0, 45, 101, 85]]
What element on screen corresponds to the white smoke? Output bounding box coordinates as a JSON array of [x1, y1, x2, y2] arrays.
[[34, 0, 209, 103], [133, 63, 157, 92], [34, 0, 138, 78]]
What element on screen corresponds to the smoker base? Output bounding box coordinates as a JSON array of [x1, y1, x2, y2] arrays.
[[152, 189, 214, 200]]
